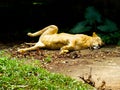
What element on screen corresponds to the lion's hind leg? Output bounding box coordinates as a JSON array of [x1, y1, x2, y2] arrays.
[[27, 25, 58, 37], [41, 25, 58, 36], [18, 41, 45, 53]]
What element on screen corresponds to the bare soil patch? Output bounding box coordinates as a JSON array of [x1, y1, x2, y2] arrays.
[[2, 43, 120, 90]]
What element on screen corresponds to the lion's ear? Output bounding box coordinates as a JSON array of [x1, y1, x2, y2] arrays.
[[92, 32, 98, 37]]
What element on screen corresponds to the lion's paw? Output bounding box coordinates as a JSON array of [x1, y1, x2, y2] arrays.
[[18, 49, 26, 53], [27, 32, 33, 37], [60, 50, 69, 54]]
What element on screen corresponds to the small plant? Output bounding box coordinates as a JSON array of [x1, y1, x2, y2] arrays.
[[44, 55, 52, 63], [70, 6, 119, 45]]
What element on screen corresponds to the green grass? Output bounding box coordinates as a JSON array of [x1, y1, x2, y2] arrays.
[[0, 50, 94, 90]]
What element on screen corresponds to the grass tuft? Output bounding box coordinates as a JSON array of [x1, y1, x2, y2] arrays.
[[0, 50, 94, 90]]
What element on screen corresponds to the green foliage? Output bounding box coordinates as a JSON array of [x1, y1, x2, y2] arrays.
[[97, 19, 118, 32], [85, 6, 102, 25], [70, 21, 91, 33], [100, 31, 120, 45], [70, 6, 120, 45], [0, 51, 93, 90]]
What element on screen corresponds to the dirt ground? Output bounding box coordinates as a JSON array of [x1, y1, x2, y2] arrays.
[[1, 42, 120, 90]]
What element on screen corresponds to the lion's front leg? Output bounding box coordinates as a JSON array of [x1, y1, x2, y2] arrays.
[[60, 41, 76, 54], [60, 44, 74, 54]]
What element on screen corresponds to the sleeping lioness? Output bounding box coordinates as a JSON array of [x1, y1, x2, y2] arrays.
[[18, 25, 104, 54]]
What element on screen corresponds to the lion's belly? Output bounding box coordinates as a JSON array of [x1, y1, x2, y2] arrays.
[[40, 35, 67, 49], [46, 43, 65, 49]]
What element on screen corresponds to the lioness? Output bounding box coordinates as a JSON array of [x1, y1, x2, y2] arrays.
[[18, 25, 103, 54]]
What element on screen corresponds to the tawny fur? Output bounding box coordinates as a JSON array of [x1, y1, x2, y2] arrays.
[[18, 25, 103, 54]]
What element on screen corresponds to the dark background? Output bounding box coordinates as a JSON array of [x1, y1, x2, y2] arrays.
[[0, 0, 120, 43]]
